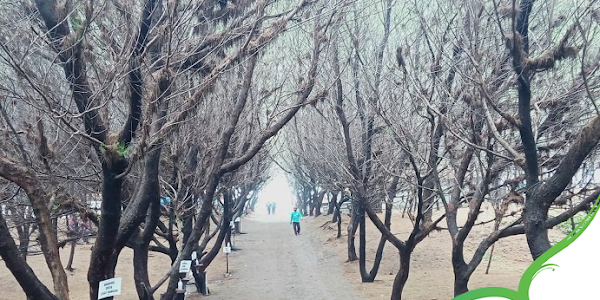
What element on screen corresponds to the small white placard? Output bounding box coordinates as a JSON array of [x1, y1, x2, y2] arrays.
[[223, 246, 231, 254], [179, 260, 192, 273], [191, 251, 197, 260], [98, 277, 122, 299], [234, 217, 241, 222]]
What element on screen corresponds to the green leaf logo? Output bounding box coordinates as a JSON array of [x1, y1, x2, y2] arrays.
[[453, 194, 600, 300]]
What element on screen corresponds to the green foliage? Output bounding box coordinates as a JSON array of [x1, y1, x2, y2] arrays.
[[556, 212, 587, 235], [70, 14, 84, 32], [99, 142, 131, 158], [115, 142, 132, 158]]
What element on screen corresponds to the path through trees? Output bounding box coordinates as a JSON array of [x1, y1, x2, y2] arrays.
[[206, 216, 361, 300]]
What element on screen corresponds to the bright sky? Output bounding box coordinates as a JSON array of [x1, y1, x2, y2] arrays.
[[256, 170, 295, 221]]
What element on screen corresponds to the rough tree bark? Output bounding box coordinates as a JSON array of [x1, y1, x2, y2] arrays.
[[508, 0, 600, 260], [0, 157, 69, 300], [0, 213, 59, 300], [33, 0, 159, 298]]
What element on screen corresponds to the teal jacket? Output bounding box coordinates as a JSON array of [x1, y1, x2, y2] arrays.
[[291, 211, 302, 223]]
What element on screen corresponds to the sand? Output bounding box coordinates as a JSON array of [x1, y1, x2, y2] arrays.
[[0, 203, 566, 300]]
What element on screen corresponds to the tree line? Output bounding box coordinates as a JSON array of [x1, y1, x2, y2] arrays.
[[282, 0, 599, 299], [0, 0, 333, 299], [0, 1, 599, 300]]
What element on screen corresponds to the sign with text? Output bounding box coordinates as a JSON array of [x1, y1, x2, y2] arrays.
[[98, 277, 122, 299], [191, 251, 197, 260], [223, 246, 231, 254], [179, 260, 192, 273]]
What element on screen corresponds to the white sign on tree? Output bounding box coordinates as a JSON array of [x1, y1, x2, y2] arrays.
[[98, 277, 122, 299], [179, 260, 192, 273]]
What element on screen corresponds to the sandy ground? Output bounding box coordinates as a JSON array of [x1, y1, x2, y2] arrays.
[[305, 204, 566, 300], [1, 203, 566, 300], [0, 235, 227, 299], [0, 242, 179, 299]]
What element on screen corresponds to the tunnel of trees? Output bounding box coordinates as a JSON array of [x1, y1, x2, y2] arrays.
[[0, 0, 599, 300]]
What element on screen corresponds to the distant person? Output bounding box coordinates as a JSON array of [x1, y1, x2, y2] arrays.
[[81, 219, 90, 244], [69, 217, 79, 234], [290, 207, 302, 235], [272, 202, 277, 214], [266, 202, 272, 215]]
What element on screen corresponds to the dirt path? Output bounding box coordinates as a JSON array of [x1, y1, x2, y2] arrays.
[[205, 216, 361, 300]]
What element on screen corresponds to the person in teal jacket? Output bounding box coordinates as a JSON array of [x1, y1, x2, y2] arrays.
[[290, 207, 302, 235]]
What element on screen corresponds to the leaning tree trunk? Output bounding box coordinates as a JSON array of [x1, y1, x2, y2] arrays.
[[359, 201, 391, 282], [132, 170, 162, 300], [390, 248, 412, 300], [347, 203, 359, 261], [132, 202, 161, 300], [195, 192, 233, 275], [0, 213, 59, 300], [0, 157, 70, 300]]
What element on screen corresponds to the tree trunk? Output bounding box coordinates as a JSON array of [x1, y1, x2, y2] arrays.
[[133, 239, 153, 300], [332, 197, 341, 223], [182, 209, 194, 246], [0, 157, 70, 300], [347, 204, 359, 262], [181, 146, 199, 245], [133, 188, 162, 300], [195, 192, 233, 275], [334, 197, 348, 238], [160, 174, 223, 299], [337, 212, 343, 239], [16, 223, 30, 260], [327, 192, 338, 215], [524, 193, 551, 260], [359, 201, 390, 282], [88, 159, 126, 300], [66, 242, 76, 271], [390, 249, 412, 300], [0, 213, 59, 300], [454, 274, 469, 297], [314, 199, 322, 216], [307, 188, 315, 216]]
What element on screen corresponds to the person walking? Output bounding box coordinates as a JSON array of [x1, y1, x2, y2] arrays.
[[81, 219, 90, 244], [290, 207, 302, 235]]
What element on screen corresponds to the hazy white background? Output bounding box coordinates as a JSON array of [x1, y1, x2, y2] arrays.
[[255, 170, 296, 222]]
